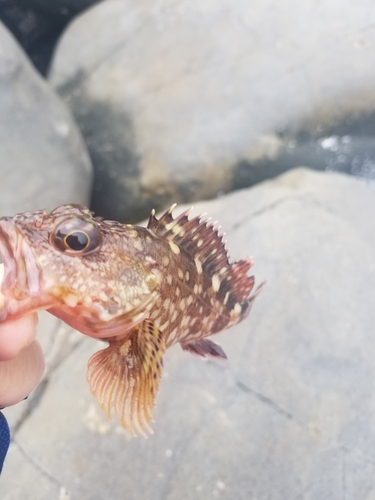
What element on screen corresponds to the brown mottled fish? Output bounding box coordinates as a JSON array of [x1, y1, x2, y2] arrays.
[[0, 204, 263, 436]]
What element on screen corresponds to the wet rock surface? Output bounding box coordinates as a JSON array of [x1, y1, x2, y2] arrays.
[[233, 115, 375, 192], [48, 0, 375, 221], [0, 21, 92, 215], [2, 168, 375, 500]]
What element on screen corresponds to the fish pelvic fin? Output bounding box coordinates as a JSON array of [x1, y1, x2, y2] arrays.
[[181, 338, 227, 360], [86, 319, 165, 438]]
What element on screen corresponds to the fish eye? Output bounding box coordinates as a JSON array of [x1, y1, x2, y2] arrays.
[[50, 216, 103, 256]]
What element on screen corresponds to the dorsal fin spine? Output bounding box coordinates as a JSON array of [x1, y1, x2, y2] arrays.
[[147, 205, 257, 305]]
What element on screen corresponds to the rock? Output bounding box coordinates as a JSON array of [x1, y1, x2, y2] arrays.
[[0, 22, 92, 215], [2, 168, 375, 499], [0, 0, 102, 74], [49, 0, 375, 221], [233, 116, 375, 191]]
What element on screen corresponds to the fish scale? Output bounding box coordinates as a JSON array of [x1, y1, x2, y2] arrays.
[[0, 203, 263, 436]]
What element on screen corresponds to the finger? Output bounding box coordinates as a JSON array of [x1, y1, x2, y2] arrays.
[[0, 313, 38, 361], [0, 340, 44, 407]]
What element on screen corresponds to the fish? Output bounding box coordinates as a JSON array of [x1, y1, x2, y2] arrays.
[[0, 203, 263, 436]]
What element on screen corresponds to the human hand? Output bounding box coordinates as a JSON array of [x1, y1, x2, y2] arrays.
[[0, 314, 44, 408], [0, 265, 44, 408]]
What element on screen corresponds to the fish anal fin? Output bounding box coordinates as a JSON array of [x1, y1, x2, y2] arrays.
[[86, 319, 165, 437], [181, 338, 227, 360]]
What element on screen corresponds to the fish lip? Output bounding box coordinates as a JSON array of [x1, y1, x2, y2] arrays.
[[0, 219, 18, 294], [0, 219, 42, 303]]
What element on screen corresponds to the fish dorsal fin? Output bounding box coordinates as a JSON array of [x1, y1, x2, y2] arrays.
[[147, 205, 254, 304], [148, 204, 230, 273], [86, 319, 165, 437]]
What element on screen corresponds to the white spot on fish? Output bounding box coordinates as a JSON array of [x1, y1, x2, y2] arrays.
[[172, 225, 185, 236], [195, 258, 202, 274], [212, 274, 221, 292], [162, 256, 170, 266], [178, 269, 184, 279], [169, 327, 178, 341], [230, 303, 242, 319], [160, 320, 170, 330], [64, 294, 78, 307], [37, 254, 48, 266], [169, 241, 180, 255], [181, 316, 189, 327], [133, 238, 144, 252], [233, 303, 241, 314], [154, 317, 161, 327], [150, 309, 160, 320], [167, 274, 173, 285]]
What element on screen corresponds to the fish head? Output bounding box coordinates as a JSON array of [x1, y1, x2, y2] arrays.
[[0, 204, 159, 337]]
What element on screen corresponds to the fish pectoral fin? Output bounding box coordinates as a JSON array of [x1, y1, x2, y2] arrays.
[[181, 338, 227, 360], [86, 319, 165, 437]]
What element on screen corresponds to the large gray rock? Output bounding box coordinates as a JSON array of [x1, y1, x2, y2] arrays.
[[0, 22, 92, 215], [49, 0, 375, 221], [2, 168, 375, 499]]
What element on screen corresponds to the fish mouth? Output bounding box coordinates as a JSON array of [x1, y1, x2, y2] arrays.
[[0, 220, 18, 291], [0, 219, 42, 320]]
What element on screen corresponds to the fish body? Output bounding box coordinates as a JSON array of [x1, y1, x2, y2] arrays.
[[0, 204, 262, 435]]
